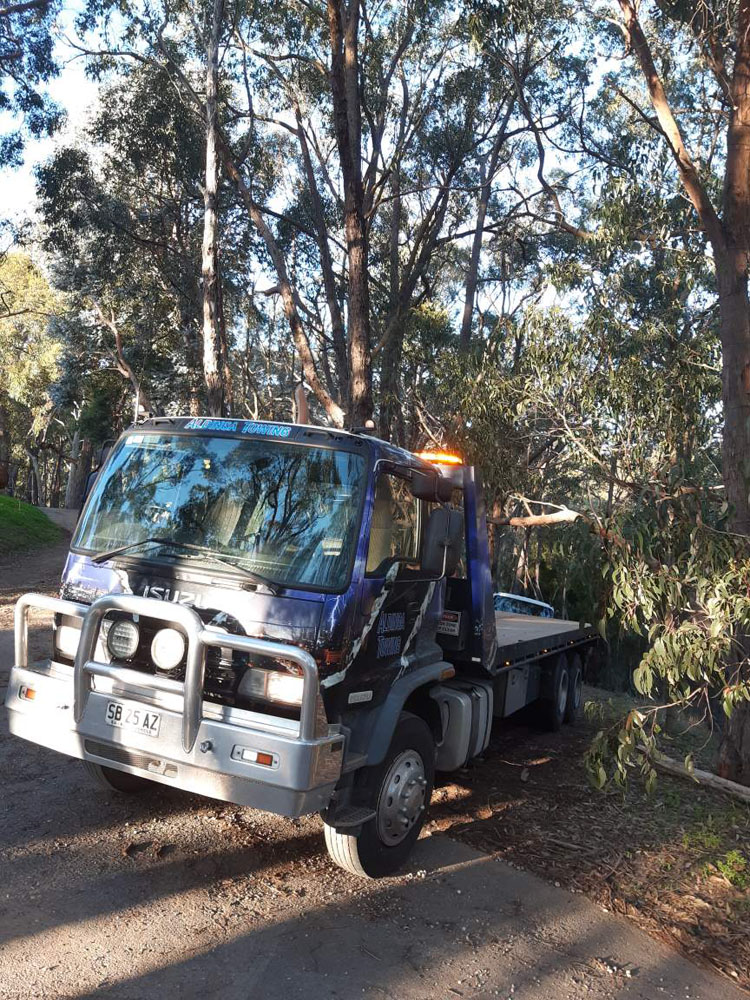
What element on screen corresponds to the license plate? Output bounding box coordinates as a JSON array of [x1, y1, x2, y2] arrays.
[[105, 701, 161, 738]]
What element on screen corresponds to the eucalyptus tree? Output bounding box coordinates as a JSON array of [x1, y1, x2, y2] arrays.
[[453, 0, 750, 783], [228, 0, 514, 428], [0, 252, 64, 501], [70, 0, 549, 431], [0, 0, 62, 167], [36, 62, 232, 417], [602, 0, 750, 784]]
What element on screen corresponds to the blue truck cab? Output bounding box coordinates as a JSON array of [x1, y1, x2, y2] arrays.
[[6, 417, 596, 876]]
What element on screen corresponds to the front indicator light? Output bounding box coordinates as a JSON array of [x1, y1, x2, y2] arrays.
[[232, 745, 279, 768], [151, 628, 186, 672], [19, 685, 36, 701]]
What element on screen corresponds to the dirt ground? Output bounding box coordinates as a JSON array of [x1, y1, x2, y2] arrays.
[[428, 709, 750, 990], [0, 534, 747, 999]]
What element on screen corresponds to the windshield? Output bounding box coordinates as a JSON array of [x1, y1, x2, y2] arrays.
[[73, 432, 367, 591]]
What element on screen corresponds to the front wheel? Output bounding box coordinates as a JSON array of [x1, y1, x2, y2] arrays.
[[84, 761, 153, 793], [324, 712, 435, 878]]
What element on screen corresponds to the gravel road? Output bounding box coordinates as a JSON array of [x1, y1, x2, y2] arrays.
[[0, 534, 744, 1000]]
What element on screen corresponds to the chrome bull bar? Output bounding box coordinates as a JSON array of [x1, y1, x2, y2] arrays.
[[14, 591, 324, 752]]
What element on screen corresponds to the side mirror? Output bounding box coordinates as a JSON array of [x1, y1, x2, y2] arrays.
[[411, 470, 453, 503], [80, 468, 99, 512], [421, 507, 463, 578]]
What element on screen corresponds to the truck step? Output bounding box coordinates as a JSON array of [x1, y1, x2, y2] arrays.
[[327, 805, 376, 828]]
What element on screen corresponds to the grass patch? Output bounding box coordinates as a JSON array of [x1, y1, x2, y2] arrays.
[[716, 849, 749, 889], [0, 495, 61, 554]]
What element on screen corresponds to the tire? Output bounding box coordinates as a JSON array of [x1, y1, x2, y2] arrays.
[[565, 653, 583, 724], [324, 712, 435, 878], [84, 761, 153, 793], [541, 654, 569, 732]]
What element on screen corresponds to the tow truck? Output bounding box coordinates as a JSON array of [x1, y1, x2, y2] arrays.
[[5, 417, 597, 877]]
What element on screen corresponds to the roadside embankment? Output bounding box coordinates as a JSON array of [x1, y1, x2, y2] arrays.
[[0, 496, 61, 555]]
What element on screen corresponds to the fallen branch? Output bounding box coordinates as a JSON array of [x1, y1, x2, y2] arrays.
[[650, 753, 750, 804]]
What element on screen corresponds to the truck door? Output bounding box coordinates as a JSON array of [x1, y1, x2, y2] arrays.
[[354, 470, 437, 687]]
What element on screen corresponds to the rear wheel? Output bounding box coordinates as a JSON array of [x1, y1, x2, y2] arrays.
[[324, 712, 435, 878], [565, 653, 583, 724], [541, 654, 569, 731], [84, 761, 153, 793]]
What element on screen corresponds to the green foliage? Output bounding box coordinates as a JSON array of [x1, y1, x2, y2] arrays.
[[0, 253, 65, 489], [0, 0, 63, 165], [0, 253, 62, 414], [36, 62, 220, 419], [586, 492, 750, 787], [0, 495, 61, 553], [716, 849, 749, 889]]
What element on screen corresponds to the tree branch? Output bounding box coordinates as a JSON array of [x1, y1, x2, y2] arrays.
[[615, 0, 726, 255]]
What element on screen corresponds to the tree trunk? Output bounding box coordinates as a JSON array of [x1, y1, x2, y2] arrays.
[[378, 325, 405, 443], [326, 0, 374, 427], [717, 257, 750, 533], [218, 139, 346, 427], [94, 303, 156, 415], [65, 433, 93, 509], [459, 117, 510, 352], [50, 449, 62, 508], [201, 0, 226, 418], [0, 400, 9, 490], [458, 159, 490, 352], [181, 306, 203, 416], [718, 681, 750, 785], [295, 107, 349, 405], [715, 1, 750, 782], [216, 247, 234, 414], [618, 0, 750, 783], [27, 449, 41, 506], [716, 0, 750, 534], [378, 169, 404, 440]]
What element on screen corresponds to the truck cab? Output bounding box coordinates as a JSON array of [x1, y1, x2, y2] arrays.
[[6, 417, 596, 876]]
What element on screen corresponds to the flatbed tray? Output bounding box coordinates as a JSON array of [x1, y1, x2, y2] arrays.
[[493, 611, 597, 669]]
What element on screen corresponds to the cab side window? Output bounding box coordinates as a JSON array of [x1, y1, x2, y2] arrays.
[[366, 473, 420, 574]]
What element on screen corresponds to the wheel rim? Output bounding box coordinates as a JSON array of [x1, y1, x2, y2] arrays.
[[557, 669, 569, 717], [376, 749, 427, 846]]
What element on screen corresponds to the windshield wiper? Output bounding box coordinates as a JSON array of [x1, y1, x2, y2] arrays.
[[91, 537, 194, 564], [182, 546, 280, 594], [90, 537, 279, 594]]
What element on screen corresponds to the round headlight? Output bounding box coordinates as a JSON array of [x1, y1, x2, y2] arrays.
[[107, 619, 140, 660], [151, 628, 186, 672], [55, 623, 81, 660]]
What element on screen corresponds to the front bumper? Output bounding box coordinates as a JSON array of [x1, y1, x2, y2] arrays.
[[6, 593, 344, 816]]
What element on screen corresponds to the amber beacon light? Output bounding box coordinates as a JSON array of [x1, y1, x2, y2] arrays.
[[415, 451, 463, 465]]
